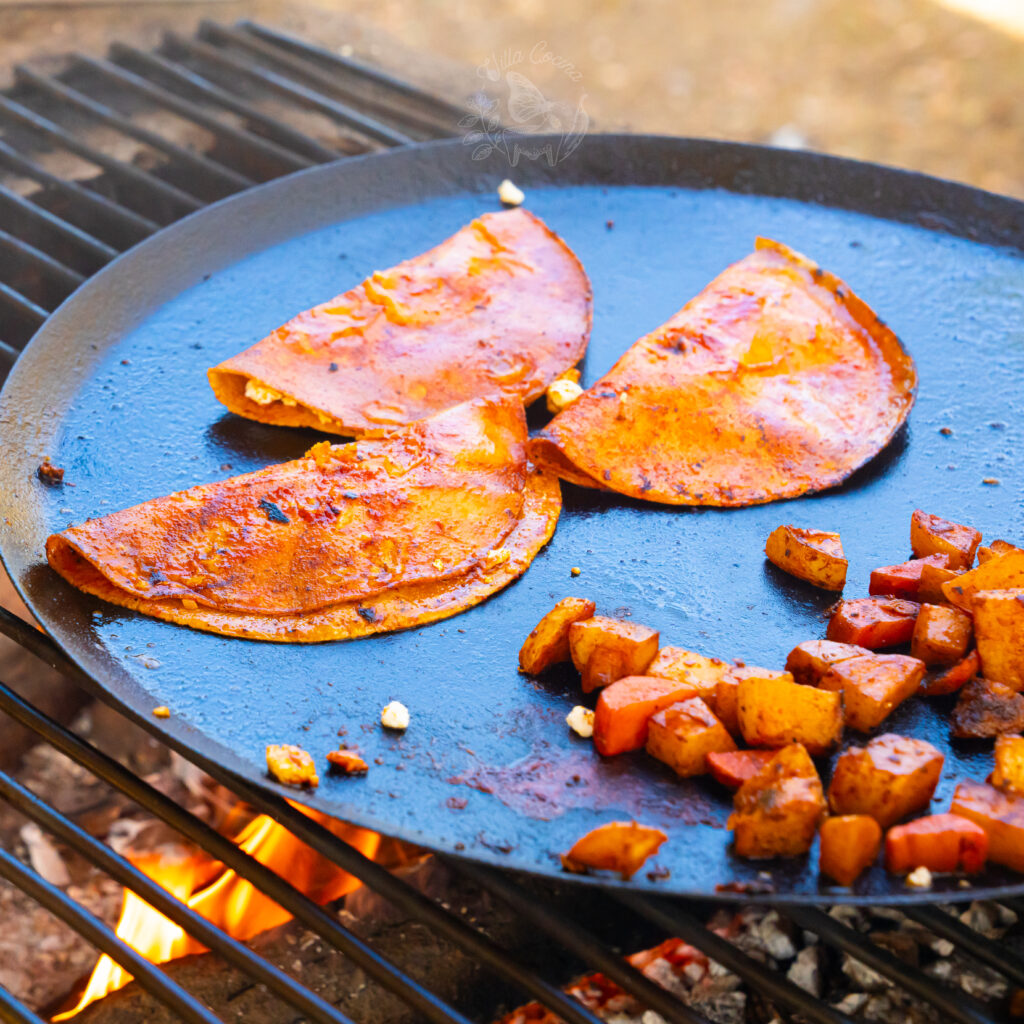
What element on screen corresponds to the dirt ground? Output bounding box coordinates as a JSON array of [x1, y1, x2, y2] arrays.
[[0, 0, 1021, 198]]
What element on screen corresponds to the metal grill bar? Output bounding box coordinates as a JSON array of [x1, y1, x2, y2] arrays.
[[786, 905, 998, 1024], [167, 32, 409, 147], [0, 677, 476, 1024], [0, 229, 86, 294], [74, 55, 314, 176], [13, 65, 256, 195], [616, 894, 856, 1024], [0, 848, 223, 1024], [239, 21, 470, 124], [0, 986, 46, 1024], [0, 769, 358, 1024], [108, 43, 343, 163], [0, 138, 159, 243], [0, 279, 48, 324], [205, 21, 457, 138], [0, 95, 204, 219]]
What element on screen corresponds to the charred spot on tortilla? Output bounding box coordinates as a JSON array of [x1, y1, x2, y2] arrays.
[[208, 208, 592, 436], [533, 238, 916, 507], [45, 398, 562, 642]]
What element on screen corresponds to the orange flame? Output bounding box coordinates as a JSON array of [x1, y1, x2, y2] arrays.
[[56, 807, 380, 1020]]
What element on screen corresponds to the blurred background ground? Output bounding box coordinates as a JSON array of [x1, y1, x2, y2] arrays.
[[0, 0, 1021, 198]]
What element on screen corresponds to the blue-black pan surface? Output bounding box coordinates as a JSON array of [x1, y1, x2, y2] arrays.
[[2, 135, 1023, 902]]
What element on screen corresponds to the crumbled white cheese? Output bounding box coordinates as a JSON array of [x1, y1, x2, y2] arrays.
[[381, 700, 410, 730], [546, 378, 584, 414], [905, 865, 933, 888], [245, 379, 297, 407], [566, 705, 594, 738], [497, 179, 525, 206]]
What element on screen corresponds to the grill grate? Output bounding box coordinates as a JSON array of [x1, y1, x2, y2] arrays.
[[1, 21, 1023, 1024]]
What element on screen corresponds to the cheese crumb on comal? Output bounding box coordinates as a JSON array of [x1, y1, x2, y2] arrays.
[[566, 705, 595, 738], [497, 179, 525, 206], [381, 700, 410, 731], [905, 865, 933, 888]]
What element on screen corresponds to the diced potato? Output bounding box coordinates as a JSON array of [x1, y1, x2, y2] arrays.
[[266, 744, 319, 788], [561, 821, 667, 879], [819, 815, 882, 886], [951, 779, 1024, 873], [645, 697, 736, 777], [826, 598, 920, 649], [918, 563, 961, 604], [951, 677, 1024, 738], [827, 733, 943, 827], [910, 510, 982, 570], [645, 646, 730, 700], [972, 588, 1024, 691], [785, 639, 867, 686], [764, 525, 847, 591], [942, 549, 1024, 610], [568, 616, 659, 693], [729, 744, 826, 858], [707, 749, 777, 789], [593, 675, 697, 756], [992, 736, 1024, 797], [885, 813, 988, 874], [869, 554, 953, 600], [920, 650, 980, 697], [818, 653, 925, 732], [519, 597, 597, 675], [977, 539, 1022, 564], [712, 665, 788, 736], [736, 674, 843, 754], [910, 604, 973, 667]]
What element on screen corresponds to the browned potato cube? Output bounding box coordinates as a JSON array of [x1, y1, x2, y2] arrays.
[[646, 697, 736, 777], [785, 639, 867, 686], [713, 666, 788, 736], [972, 589, 1024, 691], [818, 654, 924, 732], [918, 563, 961, 604], [736, 674, 843, 754], [827, 733, 943, 827], [561, 821, 667, 879], [942, 550, 1024, 610], [910, 603, 973, 666], [819, 815, 882, 886], [519, 597, 596, 675], [951, 779, 1024, 873], [951, 677, 1024, 738], [646, 646, 730, 700], [910, 509, 982, 569], [568, 616, 659, 693], [992, 736, 1024, 797], [729, 744, 826, 858], [765, 525, 847, 591], [977, 539, 1021, 564]]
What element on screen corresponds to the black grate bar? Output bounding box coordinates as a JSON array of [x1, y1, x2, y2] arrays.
[[0, 95, 203, 218], [786, 905, 997, 1024], [197, 772, 612, 1024], [210, 21, 458, 138], [904, 903, 1024, 987], [0, 986, 46, 1024], [0, 228, 85, 293], [0, 137, 158, 242], [0, 676, 475, 1024], [0, 847, 223, 1024], [240, 21, 470, 124], [74, 55, 314, 176], [452, 860, 711, 1024], [169, 31, 411, 148], [0, 340, 18, 375], [13, 65, 256, 194], [616, 894, 856, 1024], [0, 279, 48, 324], [109, 43, 343, 164], [0, 184, 119, 266], [0, 769, 359, 1024]]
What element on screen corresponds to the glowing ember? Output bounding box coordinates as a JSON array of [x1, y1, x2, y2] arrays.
[[55, 807, 379, 1019]]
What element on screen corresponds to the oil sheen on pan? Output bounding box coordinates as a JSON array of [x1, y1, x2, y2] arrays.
[[208, 208, 592, 436], [530, 238, 917, 506], [45, 398, 562, 642]]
